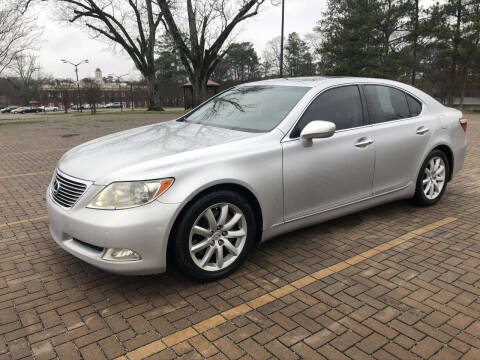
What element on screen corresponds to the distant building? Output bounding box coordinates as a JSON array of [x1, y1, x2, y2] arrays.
[[95, 68, 103, 85], [40, 69, 148, 109]]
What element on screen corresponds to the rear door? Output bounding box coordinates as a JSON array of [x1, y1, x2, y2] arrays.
[[282, 85, 375, 221], [363, 85, 435, 195]]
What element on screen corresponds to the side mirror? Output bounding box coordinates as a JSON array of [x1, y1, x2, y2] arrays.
[[300, 120, 336, 147]]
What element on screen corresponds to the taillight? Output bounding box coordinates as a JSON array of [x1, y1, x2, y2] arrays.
[[459, 118, 467, 132]]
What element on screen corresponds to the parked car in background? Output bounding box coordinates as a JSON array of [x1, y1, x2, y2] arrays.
[[106, 102, 122, 108], [24, 107, 42, 114], [11, 107, 24, 114], [0, 106, 18, 113], [13, 107, 43, 114], [47, 77, 467, 280], [42, 106, 59, 112]]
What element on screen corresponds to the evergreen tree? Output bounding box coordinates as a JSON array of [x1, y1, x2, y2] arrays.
[[316, 0, 383, 76], [430, 0, 480, 105], [316, 0, 407, 78], [285, 32, 315, 76], [223, 42, 260, 81]]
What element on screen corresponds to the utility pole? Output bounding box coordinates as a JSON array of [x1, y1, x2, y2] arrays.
[[279, 0, 285, 77], [111, 73, 129, 112], [61, 59, 89, 112]]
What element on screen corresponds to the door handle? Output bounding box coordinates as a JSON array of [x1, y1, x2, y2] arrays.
[[416, 127, 429, 135], [354, 138, 374, 148]]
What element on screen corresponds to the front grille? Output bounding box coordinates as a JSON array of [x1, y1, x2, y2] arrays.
[[51, 172, 87, 208]]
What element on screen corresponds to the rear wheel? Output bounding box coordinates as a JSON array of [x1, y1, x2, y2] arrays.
[[173, 190, 256, 280], [413, 150, 449, 206]]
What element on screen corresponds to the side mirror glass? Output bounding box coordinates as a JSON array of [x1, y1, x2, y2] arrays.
[[300, 120, 336, 147]]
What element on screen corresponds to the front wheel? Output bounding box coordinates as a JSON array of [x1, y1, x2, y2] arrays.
[[413, 150, 449, 206], [173, 190, 256, 280]]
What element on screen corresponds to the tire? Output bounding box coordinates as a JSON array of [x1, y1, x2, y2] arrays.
[[173, 190, 256, 280], [413, 149, 450, 206]]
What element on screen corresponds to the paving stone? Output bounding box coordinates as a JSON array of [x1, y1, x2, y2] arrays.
[[1, 114, 479, 360]]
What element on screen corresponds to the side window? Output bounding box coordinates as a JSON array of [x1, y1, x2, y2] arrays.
[[364, 85, 410, 124], [406, 94, 422, 117], [291, 85, 364, 138]]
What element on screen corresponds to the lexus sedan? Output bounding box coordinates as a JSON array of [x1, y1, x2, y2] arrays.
[[47, 77, 467, 280]]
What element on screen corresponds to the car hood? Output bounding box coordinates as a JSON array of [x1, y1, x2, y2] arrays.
[[58, 120, 260, 183]]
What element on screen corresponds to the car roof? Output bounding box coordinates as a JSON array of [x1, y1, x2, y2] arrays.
[[241, 76, 331, 87], [239, 76, 442, 109], [239, 76, 414, 88]]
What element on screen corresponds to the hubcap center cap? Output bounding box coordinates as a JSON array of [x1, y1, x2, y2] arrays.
[[212, 232, 221, 240]]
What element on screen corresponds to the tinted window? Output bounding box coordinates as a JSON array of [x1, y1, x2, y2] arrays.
[[364, 85, 410, 123], [406, 94, 422, 116], [292, 85, 364, 137], [184, 85, 309, 132]]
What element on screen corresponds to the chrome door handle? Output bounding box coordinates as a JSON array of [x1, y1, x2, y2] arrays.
[[416, 127, 429, 135], [354, 138, 374, 148]]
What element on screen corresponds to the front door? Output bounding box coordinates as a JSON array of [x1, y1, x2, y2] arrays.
[[282, 85, 375, 222]]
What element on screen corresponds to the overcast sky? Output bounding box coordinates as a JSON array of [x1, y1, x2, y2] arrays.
[[36, 0, 326, 80]]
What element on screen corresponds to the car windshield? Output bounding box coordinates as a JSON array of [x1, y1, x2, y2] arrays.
[[183, 85, 310, 132]]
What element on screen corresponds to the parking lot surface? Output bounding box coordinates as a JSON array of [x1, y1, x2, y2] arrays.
[[0, 113, 479, 360]]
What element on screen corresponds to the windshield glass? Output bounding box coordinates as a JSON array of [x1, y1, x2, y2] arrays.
[[184, 85, 310, 132]]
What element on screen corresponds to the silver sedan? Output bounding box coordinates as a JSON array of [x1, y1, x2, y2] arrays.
[[46, 77, 467, 280]]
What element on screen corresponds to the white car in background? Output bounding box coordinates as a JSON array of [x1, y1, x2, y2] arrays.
[[43, 106, 59, 112]]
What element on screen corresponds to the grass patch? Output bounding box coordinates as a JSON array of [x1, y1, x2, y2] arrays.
[[72, 109, 188, 117], [0, 119, 47, 126]]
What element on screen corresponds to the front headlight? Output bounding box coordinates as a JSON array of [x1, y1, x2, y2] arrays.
[[87, 178, 174, 210]]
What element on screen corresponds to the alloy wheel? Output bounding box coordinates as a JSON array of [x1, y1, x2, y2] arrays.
[[189, 203, 247, 272], [422, 156, 446, 200]]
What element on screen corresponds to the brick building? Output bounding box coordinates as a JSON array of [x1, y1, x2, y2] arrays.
[[39, 69, 148, 109]]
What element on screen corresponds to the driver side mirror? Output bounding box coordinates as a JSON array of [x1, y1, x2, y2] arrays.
[[300, 120, 336, 147]]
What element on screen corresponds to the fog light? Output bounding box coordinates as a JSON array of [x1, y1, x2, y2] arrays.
[[102, 248, 141, 262]]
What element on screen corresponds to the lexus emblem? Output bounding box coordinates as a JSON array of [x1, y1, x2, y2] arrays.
[[53, 180, 60, 194]]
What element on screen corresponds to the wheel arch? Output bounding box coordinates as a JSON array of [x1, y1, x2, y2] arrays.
[[166, 182, 264, 268], [432, 144, 454, 182]]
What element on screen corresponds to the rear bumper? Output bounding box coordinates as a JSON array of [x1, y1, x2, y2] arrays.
[[46, 186, 181, 275]]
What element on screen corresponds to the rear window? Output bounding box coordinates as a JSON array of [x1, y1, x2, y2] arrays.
[[364, 85, 411, 123], [406, 94, 423, 116]]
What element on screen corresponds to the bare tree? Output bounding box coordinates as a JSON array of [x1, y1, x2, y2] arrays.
[[52, 0, 164, 110], [59, 83, 74, 113], [157, 0, 266, 106], [8, 53, 46, 104], [83, 78, 102, 114], [0, 1, 39, 76], [262, 36, 281, 77]]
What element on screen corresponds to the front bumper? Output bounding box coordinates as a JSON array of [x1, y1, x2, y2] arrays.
[[46, 185, 181, 275]]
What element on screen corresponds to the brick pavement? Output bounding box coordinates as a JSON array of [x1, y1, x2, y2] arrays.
[[0, 113, 479, 360]]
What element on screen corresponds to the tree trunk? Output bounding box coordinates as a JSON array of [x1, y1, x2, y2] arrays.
[[191, 74, 208, 108], [411, 0, 419, 86], [145, 74, 164, 111], [447, 0, 462, 107], [459, 65, 468, 110]]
